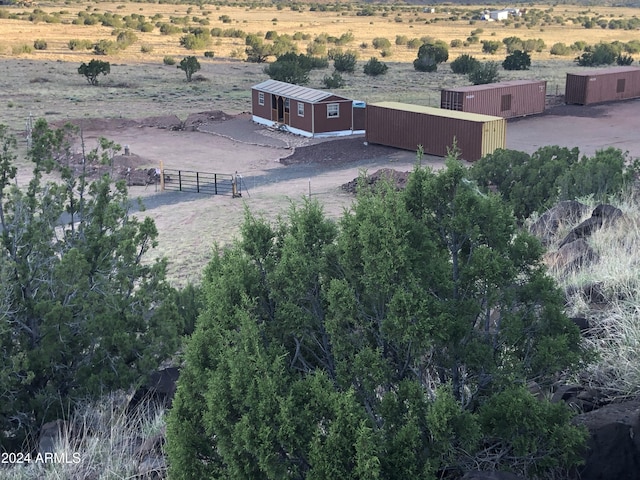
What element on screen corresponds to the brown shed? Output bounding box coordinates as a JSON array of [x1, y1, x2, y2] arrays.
[[441, 80, 547, 118], [565, 66, 640, 105], [365, 102, 506, 162], [251, 79, 364, 137]]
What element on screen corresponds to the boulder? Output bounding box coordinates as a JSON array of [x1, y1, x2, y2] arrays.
[[572, 400, 640, 480], [545, 238, 597, 272], [128, 367, 180, 412], [38, 419, 66, 455], [559, 204, 623, 248], [529, 200, 590, 245], [566, 282, 607, 305], [551, 384, 602, 413]]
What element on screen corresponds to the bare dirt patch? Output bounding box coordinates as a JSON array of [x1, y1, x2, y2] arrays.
[[35, 98, 640, 286]]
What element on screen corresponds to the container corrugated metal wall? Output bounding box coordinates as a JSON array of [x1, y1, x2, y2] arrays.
[[365, 102, 506, 162], [441, 80, 547, 118], [565, 67, 640, 105]]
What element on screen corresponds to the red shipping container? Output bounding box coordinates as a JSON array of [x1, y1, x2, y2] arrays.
[[366, 102, 506, 162], [565, 66, 640, 105], [441, 80, 547, 118]]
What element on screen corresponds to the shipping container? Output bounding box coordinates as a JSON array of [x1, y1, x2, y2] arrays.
[[565, 66, 640, 105], [441, 80, 546, 118], [366, 102, 506, 162]]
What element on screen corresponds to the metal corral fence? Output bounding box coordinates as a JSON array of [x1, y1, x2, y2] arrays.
[[161, 169, 242, 197]]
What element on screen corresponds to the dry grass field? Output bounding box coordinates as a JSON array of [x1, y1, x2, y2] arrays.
[[1, 1, 640, 132], [1, 0, 640, 284]]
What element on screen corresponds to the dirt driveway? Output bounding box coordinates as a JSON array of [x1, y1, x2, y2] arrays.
[[72, 99, 640, 285]]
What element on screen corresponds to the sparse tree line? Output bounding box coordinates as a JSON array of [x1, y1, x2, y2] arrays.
[[4, 2, 640, 32]]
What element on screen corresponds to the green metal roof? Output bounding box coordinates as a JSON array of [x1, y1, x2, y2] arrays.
[[370, 101, 505, 123]]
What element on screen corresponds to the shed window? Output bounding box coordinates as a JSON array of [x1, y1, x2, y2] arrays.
[[258, 92, 264, 106], [500, 94, 512, 112], [298, 102, 304, 117], [617, 79, 626, 93], [327, 103, 339, 118], [285, 98, 290, 112]]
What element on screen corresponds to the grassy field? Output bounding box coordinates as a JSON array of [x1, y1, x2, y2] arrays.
[[1, 1, 639, 133]]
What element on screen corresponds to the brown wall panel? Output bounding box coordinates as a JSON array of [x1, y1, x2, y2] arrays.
[[290, 100, 313, 132], [313, 100, 353, 134], [251, 89, 272, 120]]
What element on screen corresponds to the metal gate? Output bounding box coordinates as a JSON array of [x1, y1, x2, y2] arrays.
[[161, 169, 241, 197]]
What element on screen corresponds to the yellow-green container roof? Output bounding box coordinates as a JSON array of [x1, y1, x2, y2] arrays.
[[370, 101, 505, 123]]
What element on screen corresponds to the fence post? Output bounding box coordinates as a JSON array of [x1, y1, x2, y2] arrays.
[[196, 172, 200, 193], [214, 174, 217, 195], [178, 171, 182, 191]]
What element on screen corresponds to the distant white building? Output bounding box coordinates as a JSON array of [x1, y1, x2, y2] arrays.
[[482, 8, 521, 21]]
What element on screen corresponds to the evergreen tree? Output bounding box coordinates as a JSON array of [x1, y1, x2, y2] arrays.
[[0, 121, 180, 451], [167, 157, 587, 479]]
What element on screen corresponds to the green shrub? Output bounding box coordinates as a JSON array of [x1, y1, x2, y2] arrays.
[[165, 161, 586, 480], [93, 39, 118, 55], [204, 50, 215, 58], [163, 55, 176, 65], [502, 50, 531, 70], [407, 38, 422, 49], [372, 37, 391, 50], [450, 54, 480, 74], [625, 39, 640, 54], [323, 71, 346, 88], [159, 23, 182, 35], [481, 40, 502, 54], [573, 40, 587, 51], [33, 39, 47, 50], [333, 51, 357, 72], [263, 52, 319, 84], [479, 387, 588, 475], [413, 54, 437, 72], [395, 35, 409, 46], [140, 44, 153, 53], [178, 55, 201, 82], [576, 42, 619, 66], [523, 38, 545, 53], [116, 30, 138, 49], [470, 146, 577, 220], [363, 56, 388, 76], [450, 38, 463, 48], [335, 32, 354, 45], [468, 61, 500, 85], [412, 41, 446, 73], [550, 42, 572, 55], [139, 22, 154, 32], [558, 147, 637, 201], [68, 38, 94, 51], [12, 44, 33, 55], [78, 58, 110, 85], [306, 41, 326, 56], [180, 32, 211, 50], [502, 36, 524, 53], [617, 53, 634, 65]]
